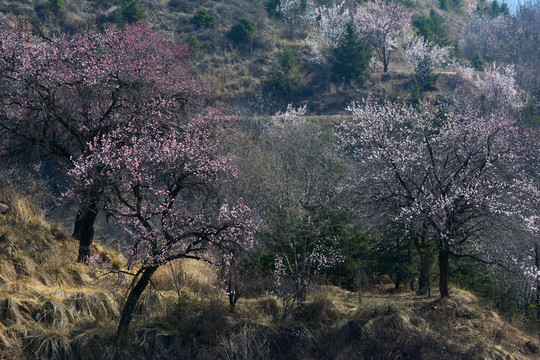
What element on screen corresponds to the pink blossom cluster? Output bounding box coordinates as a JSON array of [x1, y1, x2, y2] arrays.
[[449, 62, 522, 115], [0, 18, 208, 175], [270, 103, 307, 129], [68, 110, 256, 270]]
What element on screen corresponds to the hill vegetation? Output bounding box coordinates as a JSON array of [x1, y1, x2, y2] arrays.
[[0, 0, 539, 358], [0, 191, 538, 359]]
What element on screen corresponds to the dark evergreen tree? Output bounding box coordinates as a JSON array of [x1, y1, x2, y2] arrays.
[[229, 17, 258, 43], [471, 51, 486, 71], [332, 22, 371, 84], [192, 8, 215, 28], [412, 10, 451, 46], [119, 0, 145, 24]]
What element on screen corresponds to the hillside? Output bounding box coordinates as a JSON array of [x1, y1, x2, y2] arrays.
[[0, 0, 482, 114], [0, 195, 539, 359], [0, 1, 539, 359]]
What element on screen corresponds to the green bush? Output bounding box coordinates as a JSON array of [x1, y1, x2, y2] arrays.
[[187, 35, 202, 54], [48, 0, 63, 14], [332, 23, 371, 84], [192, 8, 215, 28], [229, 17, 258, 43], [439, 0, 448, 10], [471, 51, 485, 71], [272, 47, 302, 95]]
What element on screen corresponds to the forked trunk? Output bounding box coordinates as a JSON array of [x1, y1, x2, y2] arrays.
[[117, 266, 158, 345]]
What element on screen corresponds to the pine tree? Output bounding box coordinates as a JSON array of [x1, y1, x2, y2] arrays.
[[332, 22, 371, 84], [119, 0, 145, 25]]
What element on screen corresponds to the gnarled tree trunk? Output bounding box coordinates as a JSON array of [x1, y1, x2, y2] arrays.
[[117, 266, 158, 345], [72, 196, 99, 262]]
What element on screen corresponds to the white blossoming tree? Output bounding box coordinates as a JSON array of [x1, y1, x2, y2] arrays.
[[353, 0, 413, 72]]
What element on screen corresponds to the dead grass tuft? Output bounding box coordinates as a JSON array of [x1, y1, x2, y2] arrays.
[[67, 291, 118, 322], [0, 297, 22, 326], [23, 326, 72, 360]]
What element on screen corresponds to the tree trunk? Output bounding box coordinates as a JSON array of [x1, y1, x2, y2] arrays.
[[409, 243, 415, 291], [535, 243, 539, 325], [227, 259, 240, 313], [72, 196, 99, 262], [417, 250, 431, 296], [438, 249, 450, 298], [295, 279, 307, 307], [117, 266, 158, 345], [382, 47, 389, 72]]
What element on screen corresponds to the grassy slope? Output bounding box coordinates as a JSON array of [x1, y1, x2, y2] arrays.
[[0, 2, 537, 359], [0, 193, 538, 359], [0, 0, 478, 114]]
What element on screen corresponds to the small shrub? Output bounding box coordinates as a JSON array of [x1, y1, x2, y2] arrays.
[[187, 35, 202, 54], [440, 0, 448, 10], [248, 0, 263, 7], [192, 8, 215, 28], [48, 0, 63, 14], [229, 17, 258, 43], [450, 40, 464, 59], [168, 0, 192, 11], [520, 100, 540, 128], [415, 56, 440, 91], [265, 0, 281, 16], [471, 51, 485, 71], [271, 47, 302, 95]]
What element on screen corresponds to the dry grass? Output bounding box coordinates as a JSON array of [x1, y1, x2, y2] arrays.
[[1, 191, 538, 359]]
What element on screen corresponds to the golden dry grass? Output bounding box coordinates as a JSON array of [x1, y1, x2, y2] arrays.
[[1, 192, 538, 359]]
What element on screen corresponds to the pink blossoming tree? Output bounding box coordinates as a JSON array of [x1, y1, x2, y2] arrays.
[[353, 0, 413, 72], [68, 111, 256, 343], [0, 19, 207, 260]]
